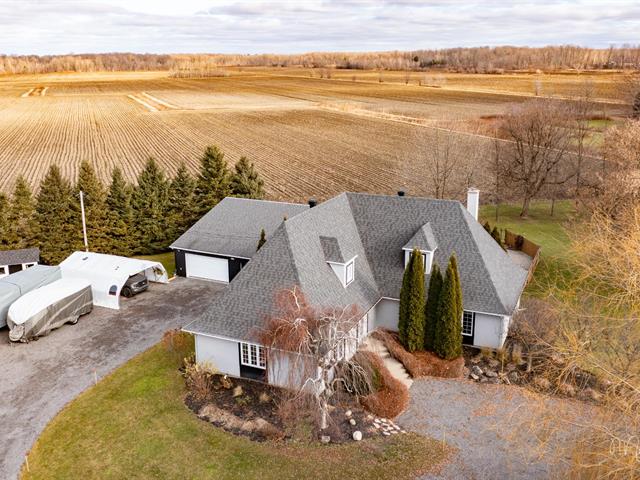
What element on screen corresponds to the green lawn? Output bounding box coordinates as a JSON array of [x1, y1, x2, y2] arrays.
[[479, 200, 577, 295], [135, 251, 176, 277], [22, 338, 450, 480]]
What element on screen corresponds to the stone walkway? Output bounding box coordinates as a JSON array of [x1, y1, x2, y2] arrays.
[[361, 336, 413, 388]]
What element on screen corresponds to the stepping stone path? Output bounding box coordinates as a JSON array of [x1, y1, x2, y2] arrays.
[[371, 416, 407, 437]]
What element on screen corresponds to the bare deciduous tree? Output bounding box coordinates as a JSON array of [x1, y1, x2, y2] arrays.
[[498, 99, 574, 217], [257, 287, 370, 431]]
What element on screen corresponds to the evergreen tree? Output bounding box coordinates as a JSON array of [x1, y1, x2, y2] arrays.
[[256, 228, 266, 251], [74, 160, 109, 252], [398, 248, 426, 352], [167, 163, 196, 243], [230, 156, 265, 199], [35, 165, 76, 264], [434, 254, 463, 360], [104, 167, 133, 255], [130, 158, 170, 254], [0, 193, 9, 247], [6, 176, 35, 248], [424, 263, 443, 351], [194, 145, 231, 217]]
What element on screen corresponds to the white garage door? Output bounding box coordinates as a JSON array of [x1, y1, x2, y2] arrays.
[[185, 254, 229, 282]]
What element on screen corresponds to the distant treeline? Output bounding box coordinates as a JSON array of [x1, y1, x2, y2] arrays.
[[2, 46, 639, 75], [0, 146, 264, 266]]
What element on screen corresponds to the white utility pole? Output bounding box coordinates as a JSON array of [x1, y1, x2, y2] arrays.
[[79, 190, 89, 252]]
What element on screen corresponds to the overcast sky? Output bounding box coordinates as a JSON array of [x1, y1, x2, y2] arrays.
[[1, 0, 638, 55]]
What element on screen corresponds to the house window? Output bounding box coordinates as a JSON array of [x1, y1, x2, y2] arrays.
[[404, 250, 432, 273], [22, 262, 36, 270], [240, 342, 266, 369], [462, 311, 475, 336], [345, 259, 354, 286]]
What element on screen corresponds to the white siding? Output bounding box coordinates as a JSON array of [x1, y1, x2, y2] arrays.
[[373, 298, 400, 331], [473, 312, 509, 349], [194, 334, 240, 376]]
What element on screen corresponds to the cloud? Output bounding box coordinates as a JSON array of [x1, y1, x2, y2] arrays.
[[0, 0, 638, 55]]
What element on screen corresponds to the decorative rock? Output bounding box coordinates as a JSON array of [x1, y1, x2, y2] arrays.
[[488, 377, 501, 384], [390, 430, 398, 434], [345, 409, 352, 418], [488, 358, 500, 369], [320, 435, 331, 444], [470, 373, 480, 381], [373, 423, 380, 429], [232, 385, 243, 397], [382, 431, 390, 436], [353, 430, 363, 441], [479, 376, 489, 384], [349, 418, 356, 426], [401, 430, 407, 434], [485, 370, 498, 378], [471, 365, 483, 376], [366, 414, 374, 420]]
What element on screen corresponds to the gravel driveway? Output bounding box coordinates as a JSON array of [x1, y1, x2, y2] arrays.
[[0, 277, 224, 480], [399, 377, 595, 479]]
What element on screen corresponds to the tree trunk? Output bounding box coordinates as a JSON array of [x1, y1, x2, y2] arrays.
[[520, 196, 531, 218]]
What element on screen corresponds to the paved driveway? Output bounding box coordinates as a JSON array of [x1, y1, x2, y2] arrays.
[[399, 378, 595, 479], [0, 277, 224, 480]]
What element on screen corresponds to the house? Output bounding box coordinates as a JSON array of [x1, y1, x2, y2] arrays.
[[170, 197, 309, 282], [0, 248, 39, 278], [182, 190, 528, 387]]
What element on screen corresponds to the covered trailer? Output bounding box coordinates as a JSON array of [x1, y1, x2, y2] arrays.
[[60, 252, 168, 310], [0, 265, 61, 328], [7, 278, 93, 342]]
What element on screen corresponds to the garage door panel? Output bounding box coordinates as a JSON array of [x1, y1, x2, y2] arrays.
[[185, 254, 229, 282]]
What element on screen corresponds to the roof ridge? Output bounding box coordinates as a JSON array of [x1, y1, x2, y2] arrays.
[[223, 196, 308, 207]]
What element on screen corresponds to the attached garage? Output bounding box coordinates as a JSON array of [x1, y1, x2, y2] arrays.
[[170, 197, 310, 284], [185, 253, 229, 282]]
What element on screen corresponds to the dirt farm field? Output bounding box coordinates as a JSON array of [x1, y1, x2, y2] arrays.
[[0, 69, 628, 202]]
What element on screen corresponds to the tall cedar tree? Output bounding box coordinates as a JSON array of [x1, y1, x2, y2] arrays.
[[35, 165, 77, 264], [230, 156, 265, 199], [424, 263, 443, 351], [195, 145, 231, 217], [6, 176, 35, 248], [167, 163, 196, 243], [0, 193, 9, 246], [74, 160, 110, 253], [434, 254, 463, 360], [104, 167, 133, 256], [130, 158, 170, 254], [256, 228, 267, 251], [398, 248, 426, 351]]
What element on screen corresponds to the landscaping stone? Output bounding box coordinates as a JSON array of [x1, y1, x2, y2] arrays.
[[349, 418, 356, 426], [353, 431, 363, 441], [345, 409, 352, 417], [485, 370, 498, 378], [488, 358, 500, 369], [320, 435, 331, 444], [382, 431, 390, 436], [232, 385, 243, 397], [470, 373, 480, 381], [479, 376, 488, 383], [471, 365, 483, 376]]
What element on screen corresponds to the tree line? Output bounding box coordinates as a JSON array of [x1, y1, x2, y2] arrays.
[[0, 146, 264, 266], [2, 46, 639, 75]]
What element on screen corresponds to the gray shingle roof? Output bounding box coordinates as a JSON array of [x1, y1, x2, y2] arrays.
[[403, 223, 437, 251], [319, 236, 345, 263], [170, 197, 309, 259], [0, 248, 39, 266], [185, 192, 528, 341]]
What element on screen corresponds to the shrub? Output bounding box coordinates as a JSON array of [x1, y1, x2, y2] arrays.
[[184, 362, 217, 401], [162, 329, 191, 354], [434, 255, 463, 360], [356, 351, 409, 418]]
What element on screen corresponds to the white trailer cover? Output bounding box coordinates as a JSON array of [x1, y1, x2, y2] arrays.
[[7, 278, 93, 342], [60, 251, 168, 309], [0, 265, 61, 328]]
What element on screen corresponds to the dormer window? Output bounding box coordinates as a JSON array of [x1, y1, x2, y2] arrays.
[[403, 223, 438, 274], [319, 236, 356, 288], [345, 259, 355, 285]]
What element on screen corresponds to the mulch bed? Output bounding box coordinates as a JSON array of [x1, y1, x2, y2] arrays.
[[184, 373, 394, 444]]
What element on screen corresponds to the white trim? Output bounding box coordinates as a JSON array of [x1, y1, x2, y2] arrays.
[[21, 262, 37, 270], [0, 265, 8, 278], [345, 258, 355, 286], [462, 311, 475, 336], [326, 254, 358, 266], [171, 247, 251, 261]]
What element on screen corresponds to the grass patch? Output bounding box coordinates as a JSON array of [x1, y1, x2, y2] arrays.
[[480, 200, 577, 296], [22, 338, 450, 480], [135, 251, 175, 277]]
